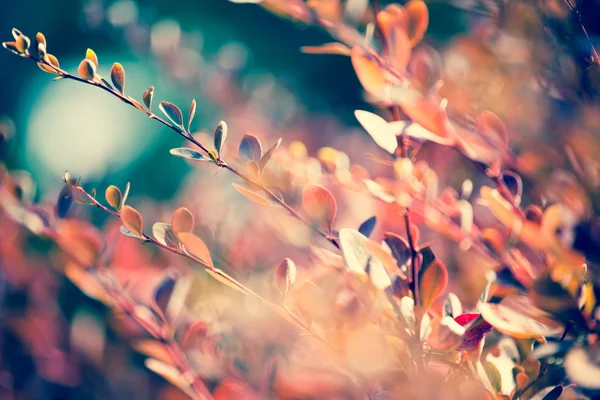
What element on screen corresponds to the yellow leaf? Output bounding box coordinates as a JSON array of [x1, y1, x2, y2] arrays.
[[232, 183, 275, 207]]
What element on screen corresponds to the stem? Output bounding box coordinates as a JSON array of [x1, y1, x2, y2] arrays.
[[24, 52, 339, 251]]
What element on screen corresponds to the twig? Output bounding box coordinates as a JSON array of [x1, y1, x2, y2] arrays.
[[16, 50, 339, 251]]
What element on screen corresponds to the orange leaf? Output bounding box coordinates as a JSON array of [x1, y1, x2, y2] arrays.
[[178, 232, 213, 268], [171, 207, 194, 234], [418, 258, 448, 311], [302, 184, 337, 235], [120, 205, 143, 237], [404, 0, 429, 46], [232, 183, 275, 207], [301, 42, 351, 56], [350, 46, 387, 100]]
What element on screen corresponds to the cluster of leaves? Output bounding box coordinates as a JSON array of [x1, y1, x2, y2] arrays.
[[3, 0, 600, 399]]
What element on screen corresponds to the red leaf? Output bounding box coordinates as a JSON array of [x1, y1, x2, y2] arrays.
[[454, 313, 493, 352], [302, 184, 337, 236]]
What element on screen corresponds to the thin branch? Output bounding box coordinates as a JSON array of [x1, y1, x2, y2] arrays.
[[17, 50, 339, 251]]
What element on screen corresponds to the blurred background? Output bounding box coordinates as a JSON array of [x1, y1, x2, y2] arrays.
[[2, 0, 600, 399]]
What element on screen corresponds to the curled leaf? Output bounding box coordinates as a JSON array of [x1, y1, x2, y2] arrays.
[[358, 216, 377, 238], [56, 184, 74, 218], [239, 134, 262, 163], [275, 257, 297, 297], [232, 183, 275, 207], [159, 101, 184, 128], [259, 138, 282, 171], [86, 48, 98, 68], [302, 184, 337, 236], [354, 110, 398, 154], [78, 58, 96, 80], [169, 147, 209, 161], [404, 0, 429, 46], [105, 185, 123, 210], [418, 254, 448, 311], [214, 120, 227, 157], [171, 207, 194, 234], [143, 86, 154, 111], [188, 99, 196, 133], [15, 34, 30, 53], [110, 62, 125, 95], [152, 223, 181, 247], [120, 205, 143, 238]]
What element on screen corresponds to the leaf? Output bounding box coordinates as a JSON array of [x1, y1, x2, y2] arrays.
[[169, 147, 209, 161], [105, 185, 122, 210], [77, 58, 96, 80], [35, 32, 46, 48], [15, 34, 30, 53], [120, 225, 140, 238], [404, 0, 429, 46], [300, 42, 351, 56], [384, 232, 411, 269], [159, 101, 183, 127], [239, 134, 262, 163], [531, 386, 563, 400], [56, 184, 73, 218], [214, 120, 227, 157], [171, 207, 194, 234], [302, 184, 337, 236], [350, 46, 387, 100], [232, 183, 275, 207], [454, 313, 493, 351], [443, 292, 462, 318], [478, 302, 560, 339], [143, 86, 154, 111], [258, 138, 282, 171], [144, 358, 190, 393], [2, 41, 20, 55], [86, 48, 98, 68], [339, 229, 369, 275], [501, 170, 523, 206], [121, 182, 130, 208], [364, 179, 395, 203], [187, 99, 196, 133], [56, 220, 103, 266], [564, 347, 600, 389], [153, 269, 180, 315], [275, 257, 297, 297], [133, 340, 172, 365], [358, 216, 377, 238], [483, 361, 502, 394], [205, 268, 249, 294], [476, 110, 508, 148], [120, 205, 143, 238], [110, 62, 125, 95], [418, 254, 448, 311], [152, 223, 181, 247], [354, 110, 397, 154], [294, 281, 331, 324], [178, 232, 213, 268]]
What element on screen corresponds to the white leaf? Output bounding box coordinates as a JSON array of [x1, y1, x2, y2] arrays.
[[354, 110, 397, 154]]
